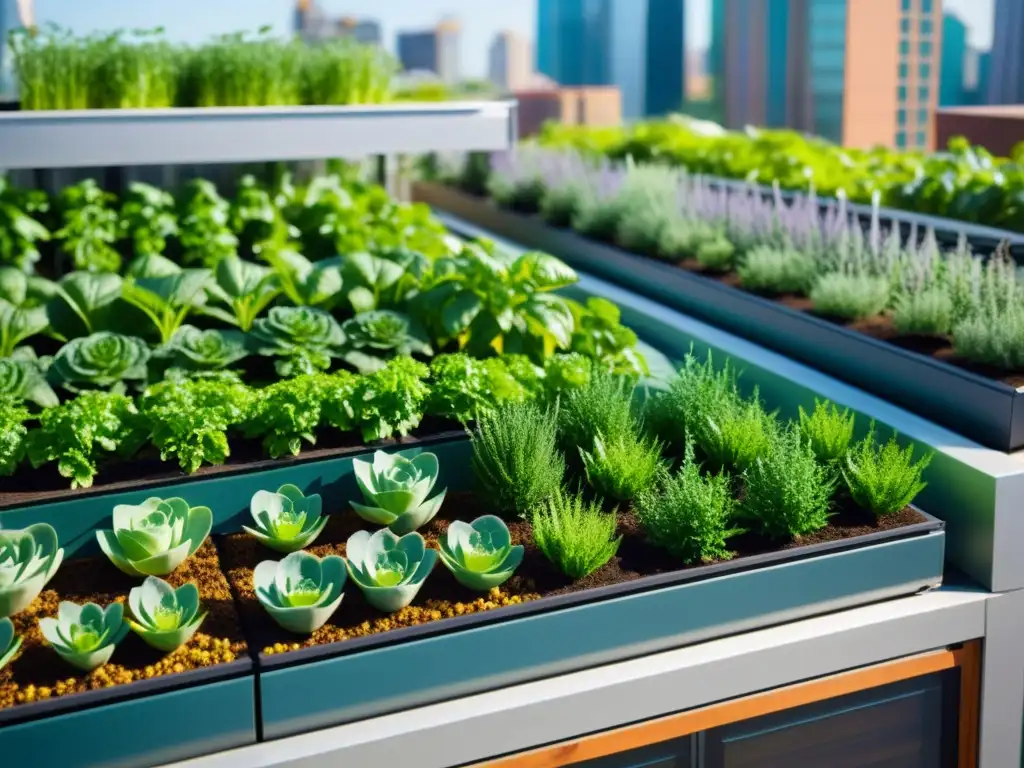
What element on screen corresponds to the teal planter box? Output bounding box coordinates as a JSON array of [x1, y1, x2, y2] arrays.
[[257, 513, 945, 740], [0, 662, 255, 767], [0, 431, 468, 556]]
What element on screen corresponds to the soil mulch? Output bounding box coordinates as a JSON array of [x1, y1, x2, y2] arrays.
[[217, 491, 926, 659], [0, 418, 467, 510], [0, 540, 247, 714]]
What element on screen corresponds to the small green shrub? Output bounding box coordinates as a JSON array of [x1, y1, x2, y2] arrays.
[[634, 440, 738, 564], [892, 288, 954, 335], [649, 351, 737, 448], [540, 184, 583, 228], [738, 246, 817, 295], [953, 309, 1024, 369], [798, 399, 855, 464], [616, 203, 674, 256], [843, 427, 933, 516], [809, 273, 890, 320], [695, 237, 737, 272], [557, 369, 636, 451], [695, 392, 777, 473], [471, 401, 566, 517], [743, 425, 834, 539], [579, 432, 663, 502], [532, 488, 621, 579]]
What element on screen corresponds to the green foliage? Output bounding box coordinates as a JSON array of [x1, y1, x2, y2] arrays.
[[953, 307, 1024, 370], [426, 353, 497, 423], [0, 356, 58, 408], [140, 374, 253, 473], [569, 297, 649, 378], [348, 357, 430, 443], [544, 352, 593, 396], [48, 332, 151, 393], [695, 391, 778, 473], [648, 350, 737, 449], [743, 425, 834, 540], [340, 310, 432, 374], [843, 427, 933, 516], [798, 400, 855, 464], [243, 373, 335, 459], [0, 399, 29, 476], [695, 238, 737, 271], [738, 246, 817, 296], [176, 180, 239, 269], [557, 368, 636, 452], [26, 391, 147, 489], [201, 256, 281, 332], [579, 431, 663, 502], [156, 325, 249, 376], [532, 488, 621, 579], [809, 273, 890, 320], [251, 306, 345, 377], [120, 266, 211, 345], [471, 401, 565, 517], [634, 440, 739, 564], [0, 179, 50, 271], [539, 184, 583, 228], [892, 288, 954, 335], [46, 271, 124, 341], [118, 183, 178, 257], [54, 180, 121, 273]]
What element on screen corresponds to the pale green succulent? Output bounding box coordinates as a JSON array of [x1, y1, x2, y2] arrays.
[[39, 601, 128, 672], [351, 451, 447, 535], [254, 551, 347, 634], [345, 529, 437, 613], [437, 516, 524, 592], [96, 497, 213, 577], [0, 617, 21, 670], [127, 576, 207, 652], [0, 522, 64, 619], [243, 484, 328, 554]]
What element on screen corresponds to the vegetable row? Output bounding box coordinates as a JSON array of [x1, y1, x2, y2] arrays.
[[529, 121, 1024, 233], [450, 147, 1024, 373], [9, 26, 396, 111], [0, 354, 933, 689]]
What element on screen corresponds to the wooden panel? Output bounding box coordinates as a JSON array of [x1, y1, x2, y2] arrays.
[[471, 642, 981, 768]]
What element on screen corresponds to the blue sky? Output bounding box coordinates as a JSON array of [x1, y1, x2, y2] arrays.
[[34, 0, 995, 79]]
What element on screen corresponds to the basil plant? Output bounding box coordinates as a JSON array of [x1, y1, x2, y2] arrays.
[[351, 451, 447, 535], [254, 550, 347, 634], [40, 601, 128, 672], [438, 516, 524, 591], [345, 529, 436, 613], [0, 522, 64, 619], [96, 497, 213, 578], [127, 576, 207, 652], [0, 617, 21, 670], [243, 484, 328, 554]]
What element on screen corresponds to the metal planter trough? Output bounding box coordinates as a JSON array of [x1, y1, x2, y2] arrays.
[[248, 509, 944, 740], [413, 182, 1024, 453]]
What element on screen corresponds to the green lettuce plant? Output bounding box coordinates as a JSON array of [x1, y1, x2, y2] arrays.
[[0, 290, 49, 357], [0, 617, 20, 670], [0, 399, 29, 477], [253, 550, 347, 634], [201, 256, 281, 332], [243, 484, 328, 553], [437, 515, 524, 591], [127, 576, 207, 652], [345, 528, 437, 612], [96, 497, 213, 577], [340, 310, 431, 374], [351, 451, 447, 535], [121, 267, 212, 345], [0, 522, 64, 618], [0, 356, 58, 408], [251, 306, 345, 377], [39, 601, 128, 672], [48, 331, 150, 392], [157, 325, 249, 375], [348, 357, 430, 443], [46, 271, 124, 341]]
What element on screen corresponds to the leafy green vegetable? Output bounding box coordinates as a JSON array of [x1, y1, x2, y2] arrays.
[[54, 179, 121, 273], [48, 332, 151, 393], [349, 356, 429, 443], [0, 357, 58, 408], [261, 249, 344, 311], [340, 310, 431, 374], [251, 306, 345, 377], [26, 390, 147, 489], [118, 182, 178, 257], [155, 325, 249, 376], [141, 374, 254, 472], [243, 373, 337, 459], [0, 398, 30, 476], [46, 272, 124, 341], [121, 267, 211, 345], [176, 179, 238, 268], [201, 256, 281, 332], [0, 178, 50, 271], [569, 297, 648, 378]]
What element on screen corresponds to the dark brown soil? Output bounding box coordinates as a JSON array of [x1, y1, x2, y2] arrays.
[[216, 491, 926, 658], [0, 419, 467, 510], [670, 255, 1024, 388], [0, 540, 247, 712]]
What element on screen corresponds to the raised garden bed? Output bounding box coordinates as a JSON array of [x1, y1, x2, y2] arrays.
[[0, 541, 255, 767], [414, 182, 1024, 453]]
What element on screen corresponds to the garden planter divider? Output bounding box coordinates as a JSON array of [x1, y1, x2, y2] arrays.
[[413, 182, 1024, 453]]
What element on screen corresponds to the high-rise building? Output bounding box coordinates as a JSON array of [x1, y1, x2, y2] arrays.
[[397, 18, 461, 83], [534, 0, 685, 119], [939, 13, 967, 106], [295, 1, 380, 46], [488, 30, 532, 92], [720, 0, 942, 151], [988, 0, 1024, 104], [336, 17, 382, 46]]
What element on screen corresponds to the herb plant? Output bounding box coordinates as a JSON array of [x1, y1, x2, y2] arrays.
[[118, 182, 178, 257], [809, 273, 890, 320], [121, 268, 211, 345], [471, 401, 565, 517], [55, 180, 121, 273], [557, 368, 636, 453], [0, 178, 50, 271], [201, 256, 281, 332], [634, 440, 739, 564], [176, 180, 238, 268], [580, 432, 663, 502], [743, 426, 834, 540], [349, 357, 430, 443], [798, 400, 855, 464], [243, 373, 333, 458], [738, 246, 817, 296], [695, 391, 777, 473], [843, 427, 933, 516], [532, 488, 621, 579], [893, 288, 954, 336]]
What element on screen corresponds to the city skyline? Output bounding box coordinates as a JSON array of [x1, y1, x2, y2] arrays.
[[31, 0, 997, 79]]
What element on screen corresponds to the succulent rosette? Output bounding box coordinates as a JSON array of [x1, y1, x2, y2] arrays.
[[39, 601, 128, 672], [0, 522, 64, 619], [351, 450, 447, 535], [253, 551, 347, 634], [0, 617, 22, 670], [243, 484, 328, 554], [437, 515, 524, 591], [127, 576, 207, 652], [96, 497, 213, 577], [344, 528, 436, 613]]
